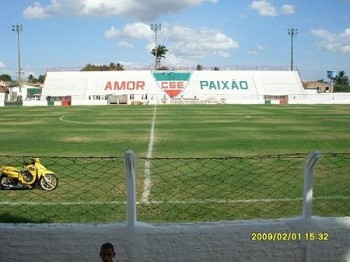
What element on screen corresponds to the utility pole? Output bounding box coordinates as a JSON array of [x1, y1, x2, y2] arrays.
[[12, 24, 23, 92], [287, 28, 298, 71], [150, 24, 161, 70]]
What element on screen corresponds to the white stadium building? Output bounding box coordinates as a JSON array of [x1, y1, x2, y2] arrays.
[[2, 68, 350, 106]]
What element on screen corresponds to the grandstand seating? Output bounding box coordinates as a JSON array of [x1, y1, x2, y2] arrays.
[[41, 70, 306, 104]]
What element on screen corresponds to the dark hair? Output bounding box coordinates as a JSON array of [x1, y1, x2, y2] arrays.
[[100, 243, 114, 252]]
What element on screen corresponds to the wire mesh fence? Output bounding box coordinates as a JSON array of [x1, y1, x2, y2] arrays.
[[0, 152, 349, 224], [312, 153, 350, 217], [136, 154, 307, 222], [0, 156, 125, 223]]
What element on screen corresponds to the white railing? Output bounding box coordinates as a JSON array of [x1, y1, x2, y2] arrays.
[[46, 65, 293, 72], [302, 151, 321, 219], [124, 150, 345, 229]]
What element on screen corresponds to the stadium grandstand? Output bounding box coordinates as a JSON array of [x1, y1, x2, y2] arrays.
[[40, 67, 305, 105], [2, 66, 350, 106]]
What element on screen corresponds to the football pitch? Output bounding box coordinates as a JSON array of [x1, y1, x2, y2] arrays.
[[0, 104, 349, 223], [1, 104, 350, 157]]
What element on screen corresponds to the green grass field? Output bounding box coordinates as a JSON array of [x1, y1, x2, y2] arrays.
[[0, 104, 349, 223], [1, 104, 350, 157]]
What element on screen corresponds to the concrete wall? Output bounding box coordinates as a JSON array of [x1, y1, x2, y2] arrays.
[[72, 100, 108, 106], [0, 217, 349, 262], [290, 93, 350, 104], [41, 70, 305, 102], [0, 93, 5, 106], [22, 100, 47, 106], [3, 71, 349, 106]]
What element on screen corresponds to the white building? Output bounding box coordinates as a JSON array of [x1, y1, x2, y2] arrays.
[[40, 69, 306, 105]]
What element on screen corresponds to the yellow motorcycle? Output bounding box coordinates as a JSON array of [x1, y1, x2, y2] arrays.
[[0, 158, 58, 191]]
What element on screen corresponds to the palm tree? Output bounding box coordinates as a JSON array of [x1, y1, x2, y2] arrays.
[[335, 71, 349, 86], [38, 75, 46, 84], [81, 62, 125, 71], [333, 71, 350, 92], [115, 63, 125, 71], [196, 64, 203, 70], [81, 63, 95, 71], [151, 45, 168, 69], [109, 62, 117, 70], [27, 74, 37, 83]]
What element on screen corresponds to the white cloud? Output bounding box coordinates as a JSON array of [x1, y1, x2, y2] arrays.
[[340, 28, 350, 40], [249, 0, 277, 16], [104, 27, 119, 39], [23, 1, 50, 18], [0, 61, 4, 69], [311, 29, 336, 42], [311, 28, 350, 53], [23, 0, 215, 21], [247, 44, 266, 55], [122, 23, 154, 40], [118, 41, 133, 48], [163, 25, 239, 58], [256, 44, 265, 50], [281, 4, 295, 14], [213, 50, 230, 58], [324, 43, 350, 53], [249, 1, 295, 17], [107, 23, 239, 64]]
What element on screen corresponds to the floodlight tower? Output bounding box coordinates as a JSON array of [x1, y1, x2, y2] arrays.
[[287, 28, 298, 71], [12, 24, 23, 91], [150, 24, 161, 70]]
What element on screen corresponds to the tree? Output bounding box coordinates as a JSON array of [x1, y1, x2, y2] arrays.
[[158, 66, 170, 70], [334, 71, 349, 86], [333, 71, 350, 92], [38, 75, 46, 84], [27, 74, 38, 83], [196, 64, 203, 70], [109, 62, 116, 70], [0, 74, 12, 82], [81, 63, 95, 71], [151, 45, 168, 69], [114, 63, 125, 71], [80, 62, 125, 71]]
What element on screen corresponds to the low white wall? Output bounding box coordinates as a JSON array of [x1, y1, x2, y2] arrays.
[[289, 93, 350, 104], [226, 97, 264, 104], [22, 100, 48, 106], [4, 93, 350, 106], [0, 217, 349, 262], [0, 93, 5, 107], [71, 100, 108, 106]]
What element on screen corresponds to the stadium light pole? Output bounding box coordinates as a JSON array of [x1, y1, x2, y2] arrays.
[[12, 24, 23, 92], [150, 24, 161, 70], [287, 28, 298, 71]]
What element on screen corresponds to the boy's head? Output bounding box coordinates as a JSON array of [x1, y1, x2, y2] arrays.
[[100, 242, 116, 262]]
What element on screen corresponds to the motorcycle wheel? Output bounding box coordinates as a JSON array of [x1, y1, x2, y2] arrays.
[[0, 175, 13, 189], [40, 174, 58, 191]]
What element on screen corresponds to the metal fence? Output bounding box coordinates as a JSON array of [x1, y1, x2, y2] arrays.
[[0, 156, 126, 223], [46, 65, 292, 72], [0, 152, 349, 224], [311, 153, 350, 217]]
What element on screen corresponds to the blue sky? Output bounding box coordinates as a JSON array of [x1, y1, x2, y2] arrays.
[[0, 0, 349, 81]]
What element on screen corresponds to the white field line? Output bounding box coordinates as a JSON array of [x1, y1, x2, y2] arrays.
[[1, 195, 349, 206], [59, 116, 93, 125], [141, 105, 157, 204]]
